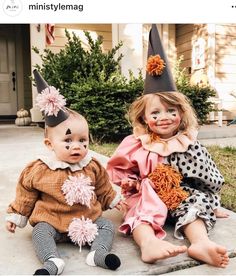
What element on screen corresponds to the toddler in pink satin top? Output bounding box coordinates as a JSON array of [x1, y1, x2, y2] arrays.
[[107, 92, 229, 267]]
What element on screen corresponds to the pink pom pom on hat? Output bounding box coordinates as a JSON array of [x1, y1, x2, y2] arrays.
[[68, 216, 98, 252], [33, 69, 69, 127]]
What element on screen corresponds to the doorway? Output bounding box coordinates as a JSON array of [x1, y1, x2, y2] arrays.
[[0, 25, 17, 116], [0, 24, 31, 119]]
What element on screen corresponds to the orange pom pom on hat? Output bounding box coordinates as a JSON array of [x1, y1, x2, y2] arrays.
[[144, 24, 177, 94]]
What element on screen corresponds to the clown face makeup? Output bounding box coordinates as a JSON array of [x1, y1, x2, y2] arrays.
[[45, 116, 89, 164], [144, 95, 181, 139]]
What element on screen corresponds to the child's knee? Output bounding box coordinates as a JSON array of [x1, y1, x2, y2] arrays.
[[96, 217, 114, 232], [32, 222, 56, 239]]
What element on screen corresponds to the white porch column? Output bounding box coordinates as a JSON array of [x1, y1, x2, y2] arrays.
[[207, 24, 223, 126], [112, 24, 143, 78], [30, 24, 46, 122], [207, 24, 216, 89]]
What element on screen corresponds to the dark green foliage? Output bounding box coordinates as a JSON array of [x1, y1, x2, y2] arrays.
[[174, 56, 216, 124], [70, 71, 143, 142], [33, 30, 143, 142], [177, 84, 216, 124]]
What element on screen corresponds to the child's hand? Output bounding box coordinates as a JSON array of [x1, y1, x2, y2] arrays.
[[6, 221, 16, 233], [121, 178, 140, 195], [214, 208, 230, 218], [115, 200, 128, 213]]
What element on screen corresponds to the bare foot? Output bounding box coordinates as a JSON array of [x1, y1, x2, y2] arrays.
[[214, 209, 230, 218], [140, 238, 187, 263], [188, 240, 229, 268]]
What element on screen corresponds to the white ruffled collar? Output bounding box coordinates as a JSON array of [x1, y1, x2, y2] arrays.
[[38, 151, 93, 172], [135, 129, 198, 156]]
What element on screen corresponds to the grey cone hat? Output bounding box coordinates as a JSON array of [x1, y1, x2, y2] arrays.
[[144, 24, 177, 94], [33, 69, 69, 127]]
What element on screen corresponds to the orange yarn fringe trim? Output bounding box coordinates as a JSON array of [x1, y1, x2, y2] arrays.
[[149, 133, 168, 151], [148, 164, 189, 210], [146, 55, 166, 76], [149, 132, 166, 144]]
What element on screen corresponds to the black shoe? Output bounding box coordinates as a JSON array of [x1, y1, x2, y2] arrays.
[[105, 253, 121, 270], [33, 268, 50, 275]]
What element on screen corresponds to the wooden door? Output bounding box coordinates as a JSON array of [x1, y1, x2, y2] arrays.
[[0, 25, 17, 115]]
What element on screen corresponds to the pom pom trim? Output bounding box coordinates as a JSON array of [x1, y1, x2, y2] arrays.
[[146, 54, 166, 76], [61, 174, 95, 208], [148, 164, 189, 210], [68, 216, 98, 252], [36, 86, 66, 116]]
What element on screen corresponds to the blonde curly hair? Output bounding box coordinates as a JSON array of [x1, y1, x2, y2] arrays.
[[128, 92, 198, 135]]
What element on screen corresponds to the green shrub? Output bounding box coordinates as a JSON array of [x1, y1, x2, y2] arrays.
[[70, 71, 143, 142], [174, 56, 216, 124], [33, 30, 143, 142]]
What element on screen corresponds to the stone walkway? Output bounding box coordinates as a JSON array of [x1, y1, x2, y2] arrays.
[[0, 124, 236, 275]]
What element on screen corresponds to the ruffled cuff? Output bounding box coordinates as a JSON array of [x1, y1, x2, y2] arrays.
[[109, 193, 122, 209], [6, 213, 28, 228]]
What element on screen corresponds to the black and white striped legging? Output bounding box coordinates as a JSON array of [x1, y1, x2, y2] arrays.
[[32, 217, 115, 273]]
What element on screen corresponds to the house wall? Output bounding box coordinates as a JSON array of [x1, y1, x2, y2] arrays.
[[113, 24, 143, 78], [168, 24, 177, 69], [214, 24, 236, 117], [176, 24, 208, 74], [176, 24, 194, 70], [29, 23, 236, 121], [47, 24, 112, 53], [47, 24, 176, 80], [176, 23, 236, 119]]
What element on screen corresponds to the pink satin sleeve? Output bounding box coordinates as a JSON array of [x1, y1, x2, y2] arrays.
[[106, 135, 163, 185], [106, 135, 167, 238]]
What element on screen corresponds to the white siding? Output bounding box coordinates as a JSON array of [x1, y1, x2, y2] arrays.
[[47, 24, 112, 53]]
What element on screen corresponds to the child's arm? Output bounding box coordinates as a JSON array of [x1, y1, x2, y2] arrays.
[[6, 161, 40, 227], [114, 200, 128, 213], [5, 212, 28, 230], [92, 159, 120, 210], [120, 178, 140, 196], [107, 135, 142, 186], [169, 141, 224, 194]]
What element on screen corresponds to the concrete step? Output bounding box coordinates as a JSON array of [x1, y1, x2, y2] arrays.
[[198, 124, 236, 139]]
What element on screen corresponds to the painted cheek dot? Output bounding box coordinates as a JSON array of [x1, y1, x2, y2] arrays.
[[66, 146, 69, 150]]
